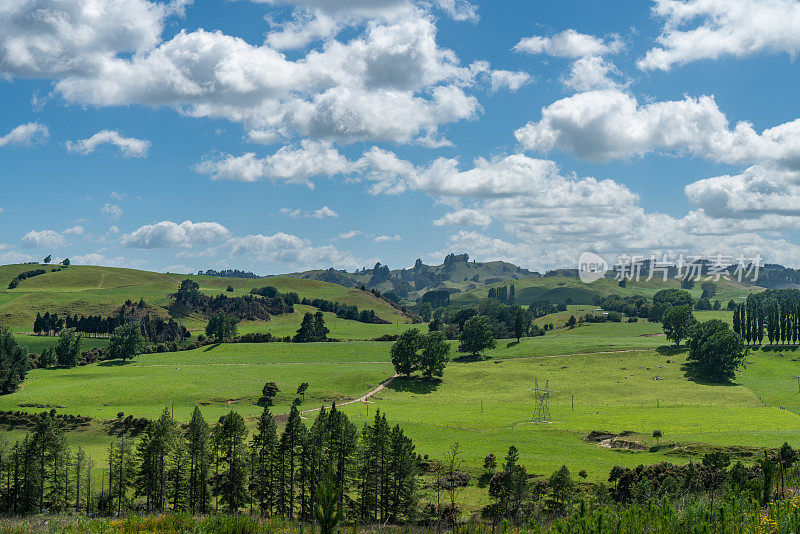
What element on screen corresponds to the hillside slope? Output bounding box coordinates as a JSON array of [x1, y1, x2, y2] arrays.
[[0, 264, 408, 331]]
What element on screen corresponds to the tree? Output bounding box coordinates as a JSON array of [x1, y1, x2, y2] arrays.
[[686, 319, 746, 382], [418, 303, 432, 322], [61, 258, 70, 267], [55, 329, 82, 367], [565, 315, 576, 328], [701, 281, 718, 299], [419, 331, 450, 378], [0, 329, 29, 394], [108, 322, 145, 363], [661, 304, 697, 346], [313, 467, 342, 534], [187, 406, 212, 515], [296, 382, 309, 400], [513, 307, 532, 342], [40, 347, 56, 368], [652, 429, 662, 446], [293, 312, 328, 342], [547, 465, 574, 512], [250, 405, 278, 517], [43, 255, 51, 264], [205, 313, 238, 343], [458, 316, 496, 356], [261, 381, 280, 405], [212, 411, 249, 512], [390, 329, 422, 376]]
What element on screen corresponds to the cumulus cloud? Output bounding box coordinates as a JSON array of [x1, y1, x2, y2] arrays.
[[52, 14, 482, 144], [515, 89, 800, 167], [0, 0, 176, 78], [66, 130, 150, 157], [639, 0, 800, 71], [121, 220, 232, 249], [21, 229, 67, 249], [0, 244, 35, 264], [101, 203, 123, 220], [0, 122, 49, 147], [374, 234, 402, 242], [490, 70, 531, 92], [195, 140, 355, 186], [337, 230, 366, 240], [685, 165, 800, 220], [226, 232, 364, 270], [561, 56, 624, 91], [433, 208, 491, 227], [514, 29, 623, 58], [71, 252, 137, 267]]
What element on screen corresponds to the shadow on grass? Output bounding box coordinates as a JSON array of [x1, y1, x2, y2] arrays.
[[506, 341, 520, 349], [680, 362, 738, 386], [387, 376, 441, 395], [203, 343, 222, 352], [656, 345, 689, 356], [97, 359, 134, 367], [452, 353, 490, 363]]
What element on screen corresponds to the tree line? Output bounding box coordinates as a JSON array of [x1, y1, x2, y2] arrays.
[[733, 289, 800, 345], [0, 404, 419, 521]]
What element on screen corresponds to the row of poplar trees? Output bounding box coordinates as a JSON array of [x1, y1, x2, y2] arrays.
[[733, 289, 800, 345], [6, 404, 419, 521]]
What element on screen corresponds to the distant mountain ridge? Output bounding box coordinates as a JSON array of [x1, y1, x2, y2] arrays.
[[276, 253, 540, 300]]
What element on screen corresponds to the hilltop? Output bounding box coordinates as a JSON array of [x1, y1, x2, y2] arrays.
[[0, 263, 409, 333], [280, 253, 538, 301]]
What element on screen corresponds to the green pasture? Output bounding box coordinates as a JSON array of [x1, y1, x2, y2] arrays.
[[0, 264, 407, 334]]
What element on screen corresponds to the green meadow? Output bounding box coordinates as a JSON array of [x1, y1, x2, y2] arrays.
[[0, 262, 793, 511]]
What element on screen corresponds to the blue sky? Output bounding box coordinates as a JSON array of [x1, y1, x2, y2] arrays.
[[2, 0, 800, 274]]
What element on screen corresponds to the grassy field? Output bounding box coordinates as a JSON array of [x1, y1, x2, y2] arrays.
[[0, 264, 409, 339], [0, 264, 790, 512], [0, 341, 395, 422]]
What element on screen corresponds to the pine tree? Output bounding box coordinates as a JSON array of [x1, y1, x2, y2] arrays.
[[213, 411, 249, 513], [187, 406, 212, 514], [250, 405, 278, 517]]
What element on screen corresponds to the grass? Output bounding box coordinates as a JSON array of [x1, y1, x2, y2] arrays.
[[0, 341, 395, 422], [11, 333, 109, 354]]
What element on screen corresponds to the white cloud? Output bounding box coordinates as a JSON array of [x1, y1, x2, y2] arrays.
[[433, 208, 491, 227], [63, 226, 84, 236], [109, 192, 126, 201], [514, 29, 623, 58], [490, 70, 531, 92], [195, 140, 355, 186], [685, 165, 800, 220], [280, 206, 339, 218], [337, 230, 366, 240], [66, 130, 150, 157], [639, 0, 800, 71], [101, 203, 124, 220], [226, 232, 364, 270], [433, 0, 479, 22], [561, 56, 624, 91], [71, 252, 136, 268], [0, 244, 35, 264], [51, 11, 483, 145], [121, 220, 232, 249], [0, 122, 49, 147], [0, 0, 176, 78], [21, 229, 67, 249], [0, 207, 3, 214], [374, 234, 402, 242], [515, 89, 800, 167]]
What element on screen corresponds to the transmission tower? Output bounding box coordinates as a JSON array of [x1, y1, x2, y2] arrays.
[[532, 378, 551, 423]]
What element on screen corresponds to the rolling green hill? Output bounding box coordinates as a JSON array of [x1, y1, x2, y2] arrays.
[[451, 273, 761, 307], [0, 264, 409, 334]]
